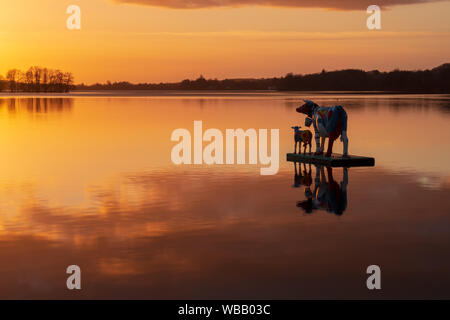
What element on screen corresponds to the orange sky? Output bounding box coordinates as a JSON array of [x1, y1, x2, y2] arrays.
[[0, 0, 449, 83]]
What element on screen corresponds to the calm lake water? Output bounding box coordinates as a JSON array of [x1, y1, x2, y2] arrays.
[[0, 92, 449, 299]]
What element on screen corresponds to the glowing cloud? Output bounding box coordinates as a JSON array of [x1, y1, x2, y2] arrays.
[[112, 0, 443, 10]]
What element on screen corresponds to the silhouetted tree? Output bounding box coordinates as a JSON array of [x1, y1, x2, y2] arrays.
[[63, 72, 74, 92], [25, 68, 34, 92], [0, 75, 6, 91], [6, 69, 21, 92], [1, 67, 74, 92]]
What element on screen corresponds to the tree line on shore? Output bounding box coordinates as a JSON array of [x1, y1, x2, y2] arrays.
[[2, 63, 448, 93], [0, 67, 74, 92], [77, 63, 450, 93]]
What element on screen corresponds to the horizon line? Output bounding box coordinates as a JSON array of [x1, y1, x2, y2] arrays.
[[74, 62, 449, 86]]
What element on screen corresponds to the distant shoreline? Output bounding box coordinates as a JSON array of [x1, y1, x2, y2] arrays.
[[73, 63, 450, 93], [1, 90, 449, 98], [2, 63, 449, 94]]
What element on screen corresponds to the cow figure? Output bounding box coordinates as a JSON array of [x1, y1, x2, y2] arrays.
[[291, 126, 312, 154], [296, 100, 349, 157]]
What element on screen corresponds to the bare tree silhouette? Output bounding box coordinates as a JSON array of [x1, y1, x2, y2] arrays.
[[6, 69, 20, 92], [1, 67, 74, 93]]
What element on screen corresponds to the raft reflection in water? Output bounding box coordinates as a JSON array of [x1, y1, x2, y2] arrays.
[[293, 162, 348, 216]]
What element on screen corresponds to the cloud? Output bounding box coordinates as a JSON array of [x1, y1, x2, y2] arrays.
[[123, 31, 450, 41], [112, 0, 443, 10]]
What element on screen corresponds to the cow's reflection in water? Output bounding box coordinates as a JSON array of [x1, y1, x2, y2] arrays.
[[293, 162, 314, 213], [294, 163, 348, 216]]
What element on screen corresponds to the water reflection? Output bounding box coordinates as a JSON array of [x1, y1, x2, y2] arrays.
[[0, 94, 449, 299], [0, 98, 73, 114], [293, 162, 348, 216]]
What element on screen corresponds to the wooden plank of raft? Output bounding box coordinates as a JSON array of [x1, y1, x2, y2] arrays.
[[286, 153, 375, 167]]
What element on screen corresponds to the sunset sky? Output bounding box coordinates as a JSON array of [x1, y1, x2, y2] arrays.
[[1, 0, 449, 83]]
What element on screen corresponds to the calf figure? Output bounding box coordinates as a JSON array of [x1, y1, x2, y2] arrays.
[[291, 126, 312, 154]]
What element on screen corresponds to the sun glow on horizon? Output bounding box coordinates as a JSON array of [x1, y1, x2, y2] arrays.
[[1, 0, 449, 83]]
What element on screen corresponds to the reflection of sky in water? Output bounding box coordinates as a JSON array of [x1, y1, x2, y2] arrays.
[[0, 94, 449, 299]]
